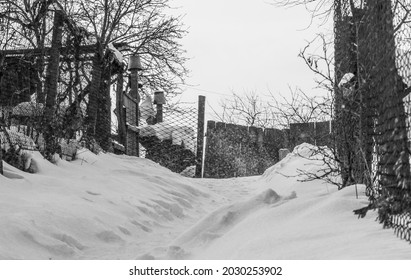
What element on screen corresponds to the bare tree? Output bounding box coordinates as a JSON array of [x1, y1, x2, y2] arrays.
[[299, 33, 334, 93], [212, 91, 276, 128], [1, 0, 189, 155], [0, 0, 57, 103], [268, 87, 331, 129], [70, 0, 188, 95], [211, 36, 333, 128], [212, 34, 334, 130], [0, 3, 19, 51], [271, 0, 334, 25], [65, 0, 188, 149]]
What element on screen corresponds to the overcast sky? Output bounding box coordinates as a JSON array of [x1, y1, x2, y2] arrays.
[[168, 0, 333, 118]]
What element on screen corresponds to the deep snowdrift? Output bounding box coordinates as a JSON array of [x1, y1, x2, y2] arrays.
[[0, 149, 219, 259], [1, 143, 410, 259]]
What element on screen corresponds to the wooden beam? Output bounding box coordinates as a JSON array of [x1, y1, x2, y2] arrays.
[[0, 42, 129, 57]]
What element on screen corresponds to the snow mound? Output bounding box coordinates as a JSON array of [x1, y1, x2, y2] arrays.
[[290, 142, 331, 159], [191, 184, 368, 259], [147, 189, 296, 259], [262, 142, 336, 186], [2, 141, 411, 260], [0, 148, 220, 259], [193, 183, 411, 259], [262, 142, 317, 177]]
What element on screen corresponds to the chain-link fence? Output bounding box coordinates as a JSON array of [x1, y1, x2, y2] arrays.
[[136, 101, 200, 175], [114, 90, 204, 177], [0, 3, 103, 162], [0, 4, 205, 177], [334, 0, 411, 238]]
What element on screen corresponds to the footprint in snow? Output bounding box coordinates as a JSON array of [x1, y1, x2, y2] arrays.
[[86, 191, 101, 196]]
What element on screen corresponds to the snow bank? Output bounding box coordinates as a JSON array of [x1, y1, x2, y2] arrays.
[[159, 189, 297, 259], [0, 149, 220, 259], [1, 142, 411, 260], [160, 143, 411, 259]]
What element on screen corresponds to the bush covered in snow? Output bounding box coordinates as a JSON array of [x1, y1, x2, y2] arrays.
[[1, 127, 79, 172], [0, 129, 38, 172]]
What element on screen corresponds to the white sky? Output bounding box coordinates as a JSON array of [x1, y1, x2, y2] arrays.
[[168, 0, 333, 118]]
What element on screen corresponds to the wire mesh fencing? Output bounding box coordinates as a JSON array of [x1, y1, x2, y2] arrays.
[[0, 3, 205, 177], [334, 0, 411, 238], [137, 102, 200, 175], [0, 4, 97, 165], [118, 93, 205, 177]]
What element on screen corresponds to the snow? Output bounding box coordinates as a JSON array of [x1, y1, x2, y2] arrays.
[[338, 72, 355, 88], [140, 96, 155, 120], [107, 43, 124, 65], [1, 143, 411, 260], [0, 128, 37, 151], [12, 101, 44, 117], [128, 121, 196, 153], [180, 165, 196, 177]]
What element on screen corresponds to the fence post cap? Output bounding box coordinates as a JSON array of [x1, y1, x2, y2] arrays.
[[128, 55, 143, 71], [154, 91, 166, 105]]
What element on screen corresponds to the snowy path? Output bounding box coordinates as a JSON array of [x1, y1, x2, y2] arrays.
[[196, 176, 261, 202], [0, 148, 264, 260], [137, 176, 263, 259], [1, 144, 411, 259]]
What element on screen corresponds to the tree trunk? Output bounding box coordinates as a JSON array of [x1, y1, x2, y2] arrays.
[[334, 0, 365, 187], [86, 43, 114, 151], [43, 10, 64, 159], [96, 59, 112, 151], [36, 16, 47, 104], [86, 47, 103, 140]]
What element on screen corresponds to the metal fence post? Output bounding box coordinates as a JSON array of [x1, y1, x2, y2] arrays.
[[195, 95, 206, 178], [122, 106, 128, 154], [128, 55, 142, 157], [116, 71, 126, 146]]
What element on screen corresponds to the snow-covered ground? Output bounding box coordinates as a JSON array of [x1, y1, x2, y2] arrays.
[[1, 143, 410, 260]]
